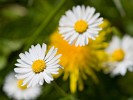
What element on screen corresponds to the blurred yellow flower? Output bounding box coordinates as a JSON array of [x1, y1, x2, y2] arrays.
[[49, 19, 110, 93]]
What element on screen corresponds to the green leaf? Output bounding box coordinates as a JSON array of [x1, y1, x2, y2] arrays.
[[59, 95, 77, 100], [0, 56, 7, 70]]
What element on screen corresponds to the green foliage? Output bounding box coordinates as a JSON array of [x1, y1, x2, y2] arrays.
[[0, 0, 133, 100]]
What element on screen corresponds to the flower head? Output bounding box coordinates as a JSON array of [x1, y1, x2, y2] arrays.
[[49, 30, 107, 93], [106, 35, 133, 76], [14, 43, 62, 87], [59, 5, 103, 46], [3, 73, 41, 100]]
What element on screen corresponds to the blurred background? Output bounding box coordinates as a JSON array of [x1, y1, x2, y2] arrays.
[[0, 0, 133, 100]]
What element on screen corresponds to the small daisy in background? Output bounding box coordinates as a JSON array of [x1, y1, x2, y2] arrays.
[[59, 5, 103, 46], [14, 43, 62, 87], [3, 73, 41, 100], [105, 35, 133, 76]]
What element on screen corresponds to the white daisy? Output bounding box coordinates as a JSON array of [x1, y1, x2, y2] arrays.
[[106, 35, 133, 76], [14, 43, 62, 87], [59, 5, 103, 46], [3, 73, 41, 100]]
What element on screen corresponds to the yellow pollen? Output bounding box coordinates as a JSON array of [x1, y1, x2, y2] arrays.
[[32, 60, 46, 73], [17, 80, 27, 90], [74, 20, 88, 33], [112, 49, 125, 61]]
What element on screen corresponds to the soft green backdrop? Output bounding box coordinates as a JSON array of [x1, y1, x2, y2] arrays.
[[0, 0, 133, 100]]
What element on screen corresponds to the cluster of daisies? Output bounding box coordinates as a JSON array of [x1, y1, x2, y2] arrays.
[[4, 44, 62, 100], [3, 5, 133, 100]]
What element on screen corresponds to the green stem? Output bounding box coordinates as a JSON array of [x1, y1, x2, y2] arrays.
[[52, 81, 67, 97], [113, 0, 126, 17], [112, 27, 123, 38], [24, 0, 67, 50]]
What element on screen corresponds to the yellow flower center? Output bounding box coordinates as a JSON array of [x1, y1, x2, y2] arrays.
[[112, 49, 125, 61], [32, 60, 46, 73], [74, 20, 88, 33], [17, 80, 27, 90]]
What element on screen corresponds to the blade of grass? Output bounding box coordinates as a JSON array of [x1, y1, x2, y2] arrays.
[[24, 0, 67, 50], [113, 0, 126, 17]]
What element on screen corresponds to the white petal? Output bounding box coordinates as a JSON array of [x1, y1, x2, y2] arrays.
[[83, 33, 89, 45], [66, 10, 77, 23], [15, 71, 33, 79], [39, 73, 44, 85], [31, 74, 39, 87], [46, 59, 60, 66], [106, 36, 121, 54], [45, 48, 58, 63], [75, 5, 82, 19], [86, 7, 95, 22], [75, 35, 82, 47], [25, 51, 34, 62], [59, 16, 73, 27], [29, 48, 36, 60], [68, 32, 79, 44], [82, 6, 91, 20], [89, 27, 102, 31], [63, 31, 75, 40], [89, 21, 103, 28], [81, 5, 85, 19], [14, 68, 32, 74], [92, 17, 103, 25], [31, 45, 38, 60], [122, 35, 133, 52], [15, 59, 31, 67], [45, 68, 59, 74], [45, 46, 54, 60], [46, 56, 60, 65], [45, 73, 53, 80], [35, 44, 43, 59], [59, 27, 74, 34], [80, 35, 85, 46], [15, 63, 31, 68], [89, 13, 100, 24], [42, 43, 47, 59], [87, 29, 98, 34], [47, 64, 61, 69], [27, 75, 35, 87], [22, 73, 34, 86], [43, 72, 53, 83], [19, 53, 32, 65]]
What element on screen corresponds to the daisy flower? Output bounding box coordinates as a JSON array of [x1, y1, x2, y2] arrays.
[[49, 29, 108, 93], [106, 35, 133, 76], [59, 5, 103, 46], [14, 43, 62, 87], [3, 73, 41, 100]]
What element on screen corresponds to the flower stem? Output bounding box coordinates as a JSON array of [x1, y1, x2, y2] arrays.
[[24, 0, 67, 50], [52, 81, 67, 97], [113, 0, 126, 17], [112, 27, 123, 38]]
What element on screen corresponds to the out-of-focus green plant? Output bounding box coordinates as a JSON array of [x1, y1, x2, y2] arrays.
[[0, 0, 133, 100]]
